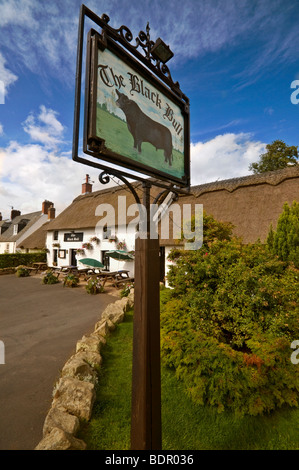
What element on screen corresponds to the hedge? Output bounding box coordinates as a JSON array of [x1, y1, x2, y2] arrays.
[[0, 252, 46, 269], [162, 212, 299, 416]]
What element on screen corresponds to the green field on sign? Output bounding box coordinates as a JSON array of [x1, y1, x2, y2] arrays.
[[96, 104, 185, 179]]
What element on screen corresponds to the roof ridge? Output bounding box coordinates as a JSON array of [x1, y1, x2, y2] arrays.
[[191, 166, 299, 196]]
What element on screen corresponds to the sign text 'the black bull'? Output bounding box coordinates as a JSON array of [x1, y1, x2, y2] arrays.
[[98, 64, 183, 137]]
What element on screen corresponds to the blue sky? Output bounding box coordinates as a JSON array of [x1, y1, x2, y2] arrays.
[[0, 0, 298, 219]]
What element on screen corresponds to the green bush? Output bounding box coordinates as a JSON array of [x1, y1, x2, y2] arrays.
[[163, 234, 299, 416], [0, 252, 46, 269], [42, 270, 59, 285], [267, 201, 299, 268]]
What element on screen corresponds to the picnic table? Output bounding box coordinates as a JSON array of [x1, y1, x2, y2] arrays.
[[48, 267, 133, 288], [96, 270, 133, 288], [32, 262, 48, 273], [51, 266, 96, 279]]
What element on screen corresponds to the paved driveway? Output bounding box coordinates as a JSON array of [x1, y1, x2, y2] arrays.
[[0, 274, 115, 450]]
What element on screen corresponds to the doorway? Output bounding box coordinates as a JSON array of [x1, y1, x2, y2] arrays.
[[53, 249, 58, 266], [70, 249, 77, 266], [101, 250, 110, 271]]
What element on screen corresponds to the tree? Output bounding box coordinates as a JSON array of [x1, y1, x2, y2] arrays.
[[267, 201, 299, 267], [249, 140, 298, 174]]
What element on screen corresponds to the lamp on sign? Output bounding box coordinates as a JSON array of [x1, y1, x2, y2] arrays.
[[151, 38, 173, 64]]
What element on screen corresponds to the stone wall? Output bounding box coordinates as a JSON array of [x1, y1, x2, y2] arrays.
[[35, 293, 134, 450]]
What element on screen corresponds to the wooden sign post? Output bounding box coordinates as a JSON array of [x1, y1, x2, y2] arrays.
[[130, 182, 162, 449]]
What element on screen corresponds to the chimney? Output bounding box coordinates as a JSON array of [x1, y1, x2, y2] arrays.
[[82, 174, 93, 194], [48, 204, 56, 220], [42, 200, 54, 215], [11, 209, 21, 220]]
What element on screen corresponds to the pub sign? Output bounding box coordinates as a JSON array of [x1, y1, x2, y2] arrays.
[[64, 232, 84, 242], [83, 28, 190, 187]]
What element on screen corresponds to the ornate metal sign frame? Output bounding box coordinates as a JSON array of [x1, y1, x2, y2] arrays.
[[73, 4, 190, 189]]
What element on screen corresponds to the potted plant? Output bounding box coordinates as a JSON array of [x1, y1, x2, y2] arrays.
[[90, 236, 100, 244], [15, 267, 30, 277], [42, 270, 59, 285], [63, 273, 79, 288], [116, 240, 127, 250], [82, 242, 93, 250], [85, 278, 104, 294], [76, 248, 85, 255]]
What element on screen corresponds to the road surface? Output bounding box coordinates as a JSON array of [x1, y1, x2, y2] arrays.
[[0, 274, 115, 450]]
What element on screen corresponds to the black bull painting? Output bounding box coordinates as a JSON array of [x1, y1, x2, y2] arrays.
[[115, 89, 173, 166]]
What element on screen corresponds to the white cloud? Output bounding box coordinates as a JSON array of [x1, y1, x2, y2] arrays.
[[0, 124, 3, 135], [0, 130, 267, 220], [0, 140, 103, 219], [0, 52, 18, 91], [191, 133, 266, 186], [22, 105, 65, 147]]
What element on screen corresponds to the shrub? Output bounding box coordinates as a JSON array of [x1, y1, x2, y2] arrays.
[[42, 270, 59, 285], [162, 228, 299, 416], [0, 252, 46, 269], [85, 278, 104, 294]]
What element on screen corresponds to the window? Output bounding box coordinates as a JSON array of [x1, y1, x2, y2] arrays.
[[53, 231, 59, 240]]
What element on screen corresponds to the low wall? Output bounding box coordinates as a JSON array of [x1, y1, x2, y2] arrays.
[[35, 292, 134, 450]]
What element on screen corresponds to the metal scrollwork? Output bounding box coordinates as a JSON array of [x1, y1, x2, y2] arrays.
[[99, 171, 111, 185], [116, 25, 134, 44], [98, 171, 141, 205], [97, 14, 182, 95], [135, 23, 155, 60]]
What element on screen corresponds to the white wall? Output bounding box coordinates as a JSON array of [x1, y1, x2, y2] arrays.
[[46, 224, 136, 277], [46, 225, 181, 283], [0, 241, 15, 254]]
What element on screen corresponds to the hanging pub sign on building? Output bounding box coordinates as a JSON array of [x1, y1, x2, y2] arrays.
[[82, 24, 190, 187], [64, 232, 84, 242]]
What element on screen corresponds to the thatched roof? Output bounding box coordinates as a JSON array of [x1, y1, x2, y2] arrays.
[[45, 166, 299, 246], [46, 181, 163, 231], [191, 165, 299, 198]]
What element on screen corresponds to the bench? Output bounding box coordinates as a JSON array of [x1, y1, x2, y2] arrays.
[[112, 277, 134, 288]]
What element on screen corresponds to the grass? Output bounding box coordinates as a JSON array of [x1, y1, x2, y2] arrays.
[[78, 308, 299, 450]]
